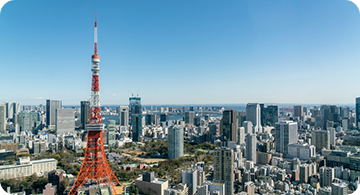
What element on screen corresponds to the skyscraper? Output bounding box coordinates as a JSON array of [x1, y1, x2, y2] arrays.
[[55, 108, 75, 134], [246, 103, 262, 133], [245, 134, 257, 163], [46, 100, 62, 128], [118, 106, 129, 127], [354, 97, 360, 128], [182, 169, 198, 195], [168, 125, 184, 159], [185, 111, 195, 125], [0, 104, 6, 134], [312, 130, 330, 152], [129, 96, 142, 142], [5, 102, 13, 120], [238, 127, 245, 145], [275, 121, 298, 155], [243, 121, 253, 134], [80, 101, 90, 130], [17, 112, 41, 133], [294, 105, 304, 118], [221, 109, 238, 142], [213, 147, 234, 195], [261, 105, 279, 127], [107, 120, 116, 147]]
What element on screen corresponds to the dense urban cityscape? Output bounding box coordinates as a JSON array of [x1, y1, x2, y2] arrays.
[[1, 98, 360, 195], [2, 1, 360, 195]]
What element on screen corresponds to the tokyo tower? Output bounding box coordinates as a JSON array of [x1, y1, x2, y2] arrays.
[[68, 13, 121, 195]]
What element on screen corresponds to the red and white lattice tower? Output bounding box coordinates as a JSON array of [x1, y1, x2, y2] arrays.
[[68, 13, 121, 195]]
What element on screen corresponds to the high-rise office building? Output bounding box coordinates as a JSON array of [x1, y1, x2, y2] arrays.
[[145, 114, 158, 125], [294, 105, 304, 118], [246, 103, 262, 133], [5, 103, 13, 120], [185, 111, 195, 125], [213, 147, 234, 195], [46, 100, 62, 128], [221, 110, 238, 142], [300, 164, 310, 184], [312, 130, 330, 152], [237, 111, 246, 128], [328, 127, 336, 145], [80, 101, 90, 130], [243, 121, 253, 134], [261, 105, 279, 127], [107, 120, 116, 147], [238, 127, 245, 145], [275, 121, 298, 155], [182, 168, 198, 195], [0, 104, 6, 134], [129, 96, 142, 142], [55, 108, 75, 134], [245, 134, 257, 163], [17, 112, 41, 133], [13, 102, 20, 118], [160, 113, 169, 122], [168, 125, 184, 159], [320, 167, 334, 187], [118, 106, 129, 127]]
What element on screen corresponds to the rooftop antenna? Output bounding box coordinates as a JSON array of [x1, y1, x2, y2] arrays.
[[137, 90, 139, 97]]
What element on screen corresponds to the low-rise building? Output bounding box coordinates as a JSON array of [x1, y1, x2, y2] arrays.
[[0, 157, 56, 179]]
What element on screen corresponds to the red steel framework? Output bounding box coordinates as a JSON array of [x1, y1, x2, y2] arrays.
[[68, 13, 121, 195]]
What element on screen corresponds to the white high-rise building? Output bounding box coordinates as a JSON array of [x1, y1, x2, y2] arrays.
[[55, 108, 75, 133], [243, 121, 253, 134], [245, 134, 257, 163], [246, 103, 262, 133], [328, 127, 336, 145], [275, 121, 298, 155], [238, 127, 245, 145], [118, 106, 129, 128]]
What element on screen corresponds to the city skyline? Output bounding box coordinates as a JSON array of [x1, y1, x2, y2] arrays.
[[1, 0, 360, 105]]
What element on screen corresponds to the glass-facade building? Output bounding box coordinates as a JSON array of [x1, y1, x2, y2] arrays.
[[168, 125, 184, 159], [130, 97, 142, 142], [17, 112, 40, 133], [46, 100, 62, 127], [275, 121, 298, 155], [80, 101, 90, 130]]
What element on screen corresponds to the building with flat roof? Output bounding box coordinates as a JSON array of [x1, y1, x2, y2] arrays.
[[135, 171, 168, 195], [46, 99, 62, 128], [0, 157, 56, 179], [55, 108, 75, 134]]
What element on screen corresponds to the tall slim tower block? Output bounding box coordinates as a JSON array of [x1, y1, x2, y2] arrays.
[[356, 97, 360, 128], [221, 109, 238, 142], [69, 14, 121, 195], [80, 101, 90, 130], [168, 125, 184, 159], [118, 106, 129, 127], [246, 103, 262, 133], [294, 105, 304, 118], [129, 96, 142, 142], [213, 147, 234, 195], [46, 100, 62, 128], [0, 104, 6, 134], [245, 133, 257, 162]]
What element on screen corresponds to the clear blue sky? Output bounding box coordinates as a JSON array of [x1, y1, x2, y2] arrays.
[[1, 0, 360, 105]]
